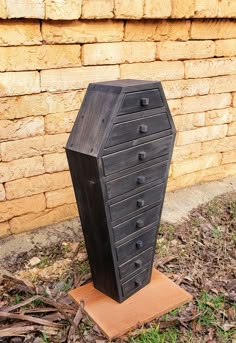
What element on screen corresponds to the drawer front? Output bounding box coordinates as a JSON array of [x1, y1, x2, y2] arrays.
[[110, 183, 164, 222], [122, 267, 151, 297], [116, 227, 156, 262], [103, 135, 173, 176], [119, 89, 163, 115], [105, 113, 170, 147], [113, 205, 160, 242], [106, 160, 168, 200], [119, 248, 153, 280]]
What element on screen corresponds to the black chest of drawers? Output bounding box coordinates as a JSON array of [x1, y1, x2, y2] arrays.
[[66, 79, 176, 303]]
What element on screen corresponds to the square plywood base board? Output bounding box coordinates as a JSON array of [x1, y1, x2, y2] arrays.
[[69, 269, 192, 340]]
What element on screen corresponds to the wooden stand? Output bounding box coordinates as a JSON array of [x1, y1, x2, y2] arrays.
[[69, 269, 192, 340]]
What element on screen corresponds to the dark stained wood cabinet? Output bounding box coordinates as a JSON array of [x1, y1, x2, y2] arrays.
[[66, 79, 176, 303]]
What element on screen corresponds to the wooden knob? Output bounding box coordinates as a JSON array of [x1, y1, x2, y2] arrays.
[[136, 219, 144, 228], [138, 151, 146, 161], [140, 98, 149, 106], [136, 240, 144, 249], [135, 260, 142, 268], [137, 199, 144, 208], [135, 280, 142, 287], [139, 124, 148, 133], [137, 176, 146, 184]]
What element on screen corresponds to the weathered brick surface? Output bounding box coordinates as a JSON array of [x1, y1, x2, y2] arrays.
[[222, 150, 236, 164], [120, 61, 184, 81], [144, 0, 171, 18], [185, 58, 236, 78], [82, 42, 156, 65], [171, 0, 195, 18], [210, 75, 236, 94], [156, 41, 215, 60], [162, 78, 210, 99], [233, 93, 236, 108], [114, 0, 143, 19], [191, 20, 236, 39], [0, 193, 46, 222], [41, 66, 120, 92], [0, 156, 44, 183], [6, 0, 44, 18], [0, 71, 40, 97], [228, 122, 236, 136], [43, 153, 68, 173], [10, 204, 78, 234], [202, 136, 236, 154], [0, 0, 7, 18], [176, 125, 227, 146], [215, 39, 236, 57], [218, 0, 236, 18], [172, 143, 202, 162], [45, 0, 82, 19], [0, 221, 10, 237], [46, 187, 75, 208], [194, 0, 218, 17], [0, 184, 5, 201], [45, 111, 77, 134], [42, 20, 124, 44], [0, 117, 44, 142], [0, 20, 42, 46], [1, 134, 69, 161], [81, 0, 114, 19], [205, 108, 232, 126], [173, 112, 205, 131], [0, 45, 81, 71], [5, 171, 72, 200]]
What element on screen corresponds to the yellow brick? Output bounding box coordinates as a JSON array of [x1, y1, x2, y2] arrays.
[[218, 0, 236, 18], [168, 99, 182, 116], [210, 75, 236, 94], [202, 136, 236, 154], [114, 0, 143, 18], [233, 93, 236, 108], [205, 108, 232, 126], [1, 133, 69, 162], [228, 122, 236, 136], [162, 78, 210, 99], [194, 112, 206, 127], [176, 125, 227, 146], [0, 221, 10, 237], [185, 58, 236, 78], [81, 0, 114, 18], [181, 94, 231, 114], [156, 41, 215, 60], [0, 45, 81, 72], [6, 0, 44, 18], [42, 20, 124, 44], [144, 0, 171, 18], [0, 117, 44, 142], [173, 153, 221, 178], [45, 111, 77, 134], [46, 187, 75, 208], [172, 143, 202, 162], [215, 39, 236, 57], [41, 65, 120, 92], [0, 20, 42, 46], [0, 71, 40, 97], [222, 150, 236, 164], [0, 156, 44, 183], [125, 20, 190, 41], [0, 184, 5, 201], [45, 0, 82, 19], [0, 0, 7, 18], [5, 171, 72, 200], [194, 0, 218, 17], [0, 193, 46, 222], [173, 112, 205, 131], [82, 42, 156, 65], [191, 20, 236, 39], [9, 203, 78, 234], [0, 91, 84, 120], [43, 153, 68, 173], [171, 0, 195, 18], [120, 61, 184, 81]]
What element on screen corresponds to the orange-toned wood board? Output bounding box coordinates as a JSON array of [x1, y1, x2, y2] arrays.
[[69, 269, 192, 340]]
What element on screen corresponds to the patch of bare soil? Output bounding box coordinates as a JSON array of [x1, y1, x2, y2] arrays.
[[0, 192, 235, 343]]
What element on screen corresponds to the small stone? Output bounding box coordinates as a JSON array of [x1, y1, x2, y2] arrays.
[[29, 256, 41, 267], [77, 252, 88, 262]]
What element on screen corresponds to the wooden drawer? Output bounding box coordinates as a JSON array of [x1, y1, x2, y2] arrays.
[[116, 227, 156, 262], [102, 135, 173, 176], [113, 205, 160, 242], [110, 183, 164, 222], [119, 248, 153, 280], [118, 89, 163, 115], [121, 267, 150, 297], [105, 113, 170, 147], [106, 160, 168, 200]]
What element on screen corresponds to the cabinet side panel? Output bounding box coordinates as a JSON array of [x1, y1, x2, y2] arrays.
[[66, 150, 119, 301]]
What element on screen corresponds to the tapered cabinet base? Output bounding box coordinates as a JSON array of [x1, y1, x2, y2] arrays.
[[69, 269, 192, 340]]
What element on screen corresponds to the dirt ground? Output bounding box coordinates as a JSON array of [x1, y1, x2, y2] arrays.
[[0, 192, 235, 343]]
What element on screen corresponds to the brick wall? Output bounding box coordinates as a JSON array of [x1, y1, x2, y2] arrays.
[[0, 0, 236, 237]]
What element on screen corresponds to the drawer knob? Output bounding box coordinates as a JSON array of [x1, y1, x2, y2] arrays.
[[139, 124, 148, 133], [138, 151, 146, 161], [136, 219, 144, 228], [137, 199, 144, 208], [135, 280, 142, 287], [140, 98, 149, 106], [137, 176, 146, 184], [136, 240, 144, 249], [135, 260, 142, 268]]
